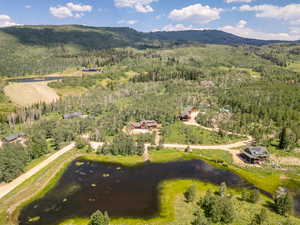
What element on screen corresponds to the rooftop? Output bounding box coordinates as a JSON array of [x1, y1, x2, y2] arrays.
[[242, 146, 269, 159]]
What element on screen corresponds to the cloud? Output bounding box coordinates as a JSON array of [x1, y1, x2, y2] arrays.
[[0, 14, 19, 27], [114, 0, 158, 13], [239, 4, 300, 25], [50, 2, 92, 19], [225, 0, 253, 3], [118, 20, 138, 25], [153, 24, 206, 32], [168, 4, 222, 24], [220, 20, 300, 41], [25, 5, 32, 9]]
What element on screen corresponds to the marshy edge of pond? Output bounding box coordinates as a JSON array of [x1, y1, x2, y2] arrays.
[[15, 150, 300, 225]]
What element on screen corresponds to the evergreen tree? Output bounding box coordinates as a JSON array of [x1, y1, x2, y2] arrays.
[[241, 189, 249, 201], [220, 197, 235, 224], [88, 210, 110, 225], [281, 219, 294, 225], [219, 182, 227, 197], [249, 189, 260, 203], [192, 215, 210, 225], [201, 189, 235, 224], [185, 185, 197, 203], [279, 128, 296, 151], [249, 208, 268, 225], [274, 188, 294, 216]]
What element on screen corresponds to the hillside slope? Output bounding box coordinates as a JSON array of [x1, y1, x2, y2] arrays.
[[149, 30, 283, 46], [0, 25, 296, 77]]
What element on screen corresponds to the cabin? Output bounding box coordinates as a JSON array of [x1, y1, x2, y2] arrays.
[[240, 146, 269, 164], [63, 112, 88, 119], [130, 120, 158, 129], [82, 68, 101, 73], [3, 132, 26, 143], [180, 106, 196, 121]]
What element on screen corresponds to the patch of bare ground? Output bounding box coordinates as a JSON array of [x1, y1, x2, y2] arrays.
[[4, 81, 59, 106], [270, 155, 300, 166]]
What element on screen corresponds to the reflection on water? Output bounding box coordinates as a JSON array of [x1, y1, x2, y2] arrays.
[[17, 159, 282, 225], [8, 76, 63, 83]]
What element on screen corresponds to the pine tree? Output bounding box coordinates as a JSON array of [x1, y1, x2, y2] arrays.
[[249, 208, 268, 225], [221, 197, 235, 224], [274, 188, 294, 216], [88, 210, 110, 225], [249, 189, 260, 203], [191, 215, 210, 225], [279, 127, 296, 151], [185, 185, 197, 203], [219, 182, 227, 197]]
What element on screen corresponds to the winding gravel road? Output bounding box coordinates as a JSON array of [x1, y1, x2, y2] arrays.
[[0, 142, 75, 200]]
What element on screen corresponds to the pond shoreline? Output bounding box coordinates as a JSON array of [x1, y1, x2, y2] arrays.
[[16, 150, 300, 225]]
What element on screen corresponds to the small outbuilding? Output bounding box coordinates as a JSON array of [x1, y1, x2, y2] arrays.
[[63, 112, 88, 119], [241, 146, 269, 164], [3, 132, 26, 143], [180, 106, 196, 121]]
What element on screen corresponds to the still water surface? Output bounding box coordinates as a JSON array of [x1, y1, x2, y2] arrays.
[[18, 159, 297, 225]]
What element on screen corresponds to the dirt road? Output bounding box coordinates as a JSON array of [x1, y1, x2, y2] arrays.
[[163, 137, 252, 150], [4, 81, 59, 106], [0, 142, 75, 200]]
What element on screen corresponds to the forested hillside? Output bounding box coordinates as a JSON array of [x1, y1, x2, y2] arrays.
[[149, 30, 281, 46], [0, 25, 295, 77]]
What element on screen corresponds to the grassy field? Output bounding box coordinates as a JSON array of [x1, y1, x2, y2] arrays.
[[54, 86, 87, 97], [4, 81, 59, 106], [288, 62, 300, 73], [161, 122, 243, 145]]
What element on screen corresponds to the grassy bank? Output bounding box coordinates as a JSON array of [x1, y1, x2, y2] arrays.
[[150, 149, 280, 193]]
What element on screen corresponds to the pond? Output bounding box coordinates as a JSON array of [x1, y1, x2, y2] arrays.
[[7, 76, 64, 83], [16, 159, 287, 225]]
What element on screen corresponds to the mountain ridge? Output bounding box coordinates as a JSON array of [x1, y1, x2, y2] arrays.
[[0, 25, 296, 47]]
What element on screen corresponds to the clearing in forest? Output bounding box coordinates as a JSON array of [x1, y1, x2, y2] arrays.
[[4, 81, 59, 106]]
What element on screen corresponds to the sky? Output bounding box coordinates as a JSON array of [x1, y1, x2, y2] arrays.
[[0, 0, 300, 40]]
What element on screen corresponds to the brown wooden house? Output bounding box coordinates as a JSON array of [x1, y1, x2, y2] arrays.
[[240, 146, 269, 164]]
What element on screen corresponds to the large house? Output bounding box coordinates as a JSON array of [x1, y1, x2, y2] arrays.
[[130, 120, 158, 129], [3, 132, 26, 143], [180, 106, 196, 121], [240, 146, 269, 164]]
